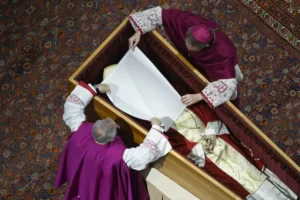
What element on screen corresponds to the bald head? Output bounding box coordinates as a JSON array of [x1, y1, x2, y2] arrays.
[[92, 118, 117, 144]]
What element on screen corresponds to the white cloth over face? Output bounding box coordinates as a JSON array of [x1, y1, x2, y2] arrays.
[[101, 47, 186, 131]]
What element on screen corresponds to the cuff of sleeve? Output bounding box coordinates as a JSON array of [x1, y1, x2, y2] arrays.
[[79, 81, 97, 96], [205, 121, 229, 135], [88, 83, 97, 94], [187, 144, 206, 167], [129, 15, 143, 34], [146, 128, 172, 156], [151, 125, 164, 132], [72, 82, 96, 107], [200, 91, 214, 108]]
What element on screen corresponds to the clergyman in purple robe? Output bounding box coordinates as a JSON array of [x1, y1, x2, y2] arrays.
[[128, 6, 244, 108], [55, 81, 172, 200]]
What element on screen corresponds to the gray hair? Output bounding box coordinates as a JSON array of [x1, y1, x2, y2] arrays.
[[185, 27, 209, 49], [92, 118, 117, 144]]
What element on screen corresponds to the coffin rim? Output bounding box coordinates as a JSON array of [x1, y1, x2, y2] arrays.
[[69, 17, 298, 172], [67, 17, 299, 199]]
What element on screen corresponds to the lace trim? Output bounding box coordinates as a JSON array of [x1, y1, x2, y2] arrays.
[[129, 6, 162, 34], [66, 94, 84, 106], [143, 138, 162, 161], [202, 79, 237, 108]]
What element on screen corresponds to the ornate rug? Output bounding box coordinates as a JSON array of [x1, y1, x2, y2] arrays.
[[0, 0, 299, 198]]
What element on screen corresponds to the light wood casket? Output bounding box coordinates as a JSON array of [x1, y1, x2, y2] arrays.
[[68, 18, 300, 199]]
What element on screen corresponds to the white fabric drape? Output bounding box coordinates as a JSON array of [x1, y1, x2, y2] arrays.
[[102, 47, 186, 131]]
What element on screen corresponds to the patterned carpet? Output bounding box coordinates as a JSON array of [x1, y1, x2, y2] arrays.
[[0, 0, 299, 198]]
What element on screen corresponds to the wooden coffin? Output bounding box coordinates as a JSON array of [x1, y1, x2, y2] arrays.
[[68, 18, 300, 199]]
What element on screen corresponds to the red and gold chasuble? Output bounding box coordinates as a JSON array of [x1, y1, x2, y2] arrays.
[[165, 103, 266, 198]]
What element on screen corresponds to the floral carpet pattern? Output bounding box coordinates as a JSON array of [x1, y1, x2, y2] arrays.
[[0, 0, 299, 199], [230, 0, 300, 58]]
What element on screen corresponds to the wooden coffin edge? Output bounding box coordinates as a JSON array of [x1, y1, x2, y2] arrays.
[[67, 17, 298, 199]]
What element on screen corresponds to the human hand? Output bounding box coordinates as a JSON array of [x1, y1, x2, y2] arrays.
[[97, 84, 110, 93], [202, 135, 217, 152], [150, 117, 161, 126], [181, 93, 203, 106], [128, 31, 141, 50]]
